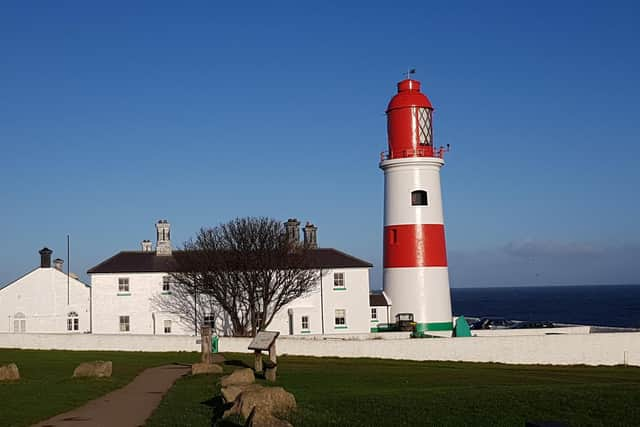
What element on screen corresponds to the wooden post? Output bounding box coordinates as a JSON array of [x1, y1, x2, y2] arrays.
[[265, 341, 277, 382], [248, 330, 279, 377], [201, 326, 212, 364], [254, 350, 263, 373]]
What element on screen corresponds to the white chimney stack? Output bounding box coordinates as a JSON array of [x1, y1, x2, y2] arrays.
[[155, 220, 172, 256], [141, 240, 153, 252]]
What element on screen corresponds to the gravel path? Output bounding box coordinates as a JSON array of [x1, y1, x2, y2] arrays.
[[33, 364, 190, 427]]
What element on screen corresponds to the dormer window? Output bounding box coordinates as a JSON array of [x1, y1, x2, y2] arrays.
[[411, 190, 428, 206]]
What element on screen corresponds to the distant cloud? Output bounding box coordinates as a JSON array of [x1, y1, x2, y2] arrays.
[[503, 240, 603, 258], [448, 242, 640, 287]]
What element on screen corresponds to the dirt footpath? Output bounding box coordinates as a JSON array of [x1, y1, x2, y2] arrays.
[[33, 364, 190, 427]]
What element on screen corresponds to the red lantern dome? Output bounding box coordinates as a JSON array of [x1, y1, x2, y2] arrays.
[[385, 79, 435, 159]]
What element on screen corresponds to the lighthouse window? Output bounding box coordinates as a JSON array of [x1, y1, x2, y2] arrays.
[[388, 228, 398, 245], [411, 190, 428, 206]]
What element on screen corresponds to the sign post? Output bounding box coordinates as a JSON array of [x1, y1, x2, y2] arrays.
[[201, 325, 212, 364], [248, 331, 279, 382]]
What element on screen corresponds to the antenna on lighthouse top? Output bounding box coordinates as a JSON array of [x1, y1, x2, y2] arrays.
[[404, 68, 416, 79]]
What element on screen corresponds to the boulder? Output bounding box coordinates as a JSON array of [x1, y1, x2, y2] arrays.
[[0, 363, 20, 381], [191, 363, 223, 376], [222, 383, 263, 403], [210, 353, 226, 364], [245, 409, 293, 427], [72, 361, 112, 378], [220, 368, 255, 387], [229, 386, 296, 420]]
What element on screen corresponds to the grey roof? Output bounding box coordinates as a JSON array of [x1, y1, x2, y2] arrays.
[[87, 248, 372, 274]]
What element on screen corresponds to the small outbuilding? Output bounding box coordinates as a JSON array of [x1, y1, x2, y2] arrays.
[[369, 291, 392, 332], [0, 248, 91, 333]]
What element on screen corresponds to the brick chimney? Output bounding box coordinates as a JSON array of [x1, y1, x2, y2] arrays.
[[39, 247, 53, 268]]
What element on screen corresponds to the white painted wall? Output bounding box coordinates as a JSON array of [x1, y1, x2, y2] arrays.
[[370, 305, 391, 330], [91, 272, 193, 336], [263, 268, 371, 335], [1, 331, 639, 367], [0, 268, 90, 334], [91, 267, 372, 337]]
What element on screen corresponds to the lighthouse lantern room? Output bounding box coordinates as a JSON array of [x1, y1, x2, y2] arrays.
[[380, 77, 453, 335]]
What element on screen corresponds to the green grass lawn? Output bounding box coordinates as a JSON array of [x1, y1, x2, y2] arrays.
[[149, 353, 640, 427], [0, 348, 199, 427], [2, 349, 640, 427]]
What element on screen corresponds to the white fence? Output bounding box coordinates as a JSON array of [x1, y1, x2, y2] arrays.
[[1, 331, 638, 366]]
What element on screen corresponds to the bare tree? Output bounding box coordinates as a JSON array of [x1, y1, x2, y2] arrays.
[[169, 217, 318, 336], [150, 281, 230, 336]]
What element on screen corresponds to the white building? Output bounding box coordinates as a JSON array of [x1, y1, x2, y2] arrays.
[[369, 292, 392, 332], [0, 248, 91, 334], [88, 220, 375, 336]]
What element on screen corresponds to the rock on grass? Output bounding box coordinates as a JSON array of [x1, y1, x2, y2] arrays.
[[72, 361, 112, 378], [0, 363, 20, 381], [191, 363, 223, 375]]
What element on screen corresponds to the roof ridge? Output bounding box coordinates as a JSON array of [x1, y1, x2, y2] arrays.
[[0, 267, 39, 291], [318, 247, 373, 267], [87, 251, 129, 274]]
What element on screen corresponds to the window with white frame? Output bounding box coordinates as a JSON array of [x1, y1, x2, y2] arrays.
[[301, 315, 309, 330], [333, 272, 345, 289], [13, 312, 26, 333], [67, 311, 79, 331], [118, 277, 130, 293], [164, 320, 172, 334], [371, 308, 377, 320], [162, 275, 171, 292], [335, 309, 346, 326], [119, 315, 130, 332]]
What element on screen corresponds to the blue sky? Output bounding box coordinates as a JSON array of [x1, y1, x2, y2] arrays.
[[1, 1, 639, 288]]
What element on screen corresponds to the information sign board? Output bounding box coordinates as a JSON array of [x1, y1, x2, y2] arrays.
[[248, 331, 280, 351]]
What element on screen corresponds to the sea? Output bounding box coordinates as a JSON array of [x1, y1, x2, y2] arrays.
[[450, 284, 640, 329]]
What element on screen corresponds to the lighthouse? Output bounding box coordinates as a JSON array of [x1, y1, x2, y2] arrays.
[[380, 77, 453, 335]]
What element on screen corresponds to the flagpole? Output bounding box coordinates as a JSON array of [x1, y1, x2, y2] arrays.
[[67, 234, 70, 305]]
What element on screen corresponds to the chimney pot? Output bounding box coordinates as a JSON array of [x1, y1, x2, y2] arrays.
[[39, 247, 53, 268], [141, 240, 153, 252], [53, 258, 64, 271]]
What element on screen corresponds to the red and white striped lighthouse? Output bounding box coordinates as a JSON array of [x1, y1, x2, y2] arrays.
[[380, 77, 453, 335]]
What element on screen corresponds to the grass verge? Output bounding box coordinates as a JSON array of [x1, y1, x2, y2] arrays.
[[150, 353, 640, 427], [0, 348, 198, 427]]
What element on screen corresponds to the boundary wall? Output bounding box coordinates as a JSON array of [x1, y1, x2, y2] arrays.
[[1, 332, 638, 366]]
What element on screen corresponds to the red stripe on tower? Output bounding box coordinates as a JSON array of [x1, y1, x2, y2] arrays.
[[384, 224, 448, 268]]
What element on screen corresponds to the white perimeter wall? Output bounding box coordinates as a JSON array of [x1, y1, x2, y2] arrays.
[[2, 331, 640, 367]]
